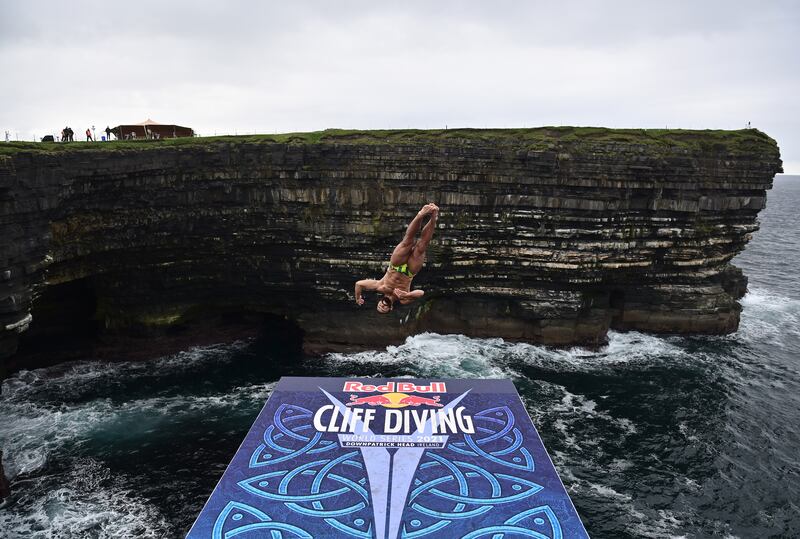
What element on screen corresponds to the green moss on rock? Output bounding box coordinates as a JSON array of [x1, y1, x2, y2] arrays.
[[0, 126, 781, 160]]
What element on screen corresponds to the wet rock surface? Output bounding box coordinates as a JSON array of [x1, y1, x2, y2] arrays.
[[0, 128, 783, 373]]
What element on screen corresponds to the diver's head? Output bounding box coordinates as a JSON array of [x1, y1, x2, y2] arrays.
[[377, 296, 393, 314]]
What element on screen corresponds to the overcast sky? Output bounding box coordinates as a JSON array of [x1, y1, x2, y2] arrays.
[[2, 1, 798, 173]]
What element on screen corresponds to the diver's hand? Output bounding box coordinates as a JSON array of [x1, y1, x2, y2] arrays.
[[393, 289, 408, 299], [356, 296, 365, 305]]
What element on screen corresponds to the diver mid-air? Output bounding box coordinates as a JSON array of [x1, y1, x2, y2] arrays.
[[355, 203, 439, 313]]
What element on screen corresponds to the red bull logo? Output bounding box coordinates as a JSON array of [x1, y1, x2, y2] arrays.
[[343, 380, 447, 408], [346, 392, 444, 408], [347, 395, 392, 406], [343, 381, 446, 393], [398, 395, 442, 407]]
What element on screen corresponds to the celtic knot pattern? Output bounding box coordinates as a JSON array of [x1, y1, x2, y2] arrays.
[[215, 403, 373, 538], [249, 403, 338, 468], [400, 405, 560, 538], [462, 506, 564, 539], [447, 406, 535, 472], [208, 397, 574, 539], [212, 501, 312, 539]]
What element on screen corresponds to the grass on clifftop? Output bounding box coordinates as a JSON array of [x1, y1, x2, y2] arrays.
[[0, 126, 780, 157]]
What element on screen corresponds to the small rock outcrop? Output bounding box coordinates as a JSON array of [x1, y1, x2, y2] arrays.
[[0, 127, 782, 373]]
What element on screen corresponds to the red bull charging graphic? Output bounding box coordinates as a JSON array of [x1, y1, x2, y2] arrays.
[[188, 377, 589, 538]]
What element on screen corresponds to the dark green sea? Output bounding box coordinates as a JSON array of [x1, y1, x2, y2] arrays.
[[1, 176, 798, 538]]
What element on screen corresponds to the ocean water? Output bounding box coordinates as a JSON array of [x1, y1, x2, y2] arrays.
[[1, 176, 799, 538]]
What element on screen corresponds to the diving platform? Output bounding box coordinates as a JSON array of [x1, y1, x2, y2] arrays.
[[187, 377, 589, 538]]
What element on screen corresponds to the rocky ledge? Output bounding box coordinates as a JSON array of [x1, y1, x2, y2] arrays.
[[0, 127, 782, 375]]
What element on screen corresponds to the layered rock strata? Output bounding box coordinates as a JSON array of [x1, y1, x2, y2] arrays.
[[0, 128, 783, 374]]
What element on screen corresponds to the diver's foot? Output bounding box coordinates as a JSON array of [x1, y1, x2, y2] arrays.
[[419, 203, 436, 216]]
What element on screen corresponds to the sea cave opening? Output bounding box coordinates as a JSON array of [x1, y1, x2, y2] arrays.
[[12, 277, 305, 372], [14, 277, 100, 369]]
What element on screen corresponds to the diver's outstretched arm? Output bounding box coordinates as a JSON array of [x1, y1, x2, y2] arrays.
[[355, 279, 380, 305]]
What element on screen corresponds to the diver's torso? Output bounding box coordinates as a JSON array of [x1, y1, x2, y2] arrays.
[[381, 269, 412, 292]]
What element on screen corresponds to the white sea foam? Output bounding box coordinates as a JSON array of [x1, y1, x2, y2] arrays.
[[738, 289, 800, 345], [0, 369, 274, 481], [148, 340, 252, 372], [559, 464, 693, 539], [0, 340, 272, 537], [327, 329, 690, 381], [510, 329, 690, 374], [0, 400, 115, 478], [326, 332, 516, 379], [585, 481, 633, 502], [1, 340, 252, 404], [0, 458, 170, 538], [629, 509, 691, 539], [529, 381, 637, 434]]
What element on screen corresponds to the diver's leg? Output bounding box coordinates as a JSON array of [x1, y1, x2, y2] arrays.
[[408, 209, 438, 274], [390, 204, 434, 264]]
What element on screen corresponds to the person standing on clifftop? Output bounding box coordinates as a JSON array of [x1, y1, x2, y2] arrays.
[[355, 203, 439, 313], [85, 128, 92, 142]]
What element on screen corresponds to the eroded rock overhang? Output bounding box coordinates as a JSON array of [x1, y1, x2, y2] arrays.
[[0, 127, 783, 374]]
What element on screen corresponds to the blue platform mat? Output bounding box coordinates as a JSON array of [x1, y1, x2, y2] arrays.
[[188, 377, 589, 538]]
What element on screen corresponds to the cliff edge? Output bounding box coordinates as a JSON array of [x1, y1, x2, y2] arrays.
[[0, 127, 783, 374]]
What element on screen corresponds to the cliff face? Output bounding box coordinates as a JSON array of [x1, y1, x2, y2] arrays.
[[0, 128, 782, 374]]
